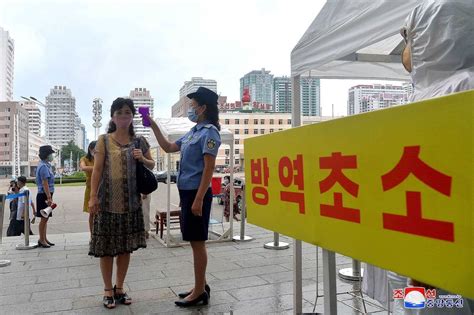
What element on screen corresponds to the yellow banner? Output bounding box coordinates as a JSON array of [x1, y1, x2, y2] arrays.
[[245, 90, 473, 299]]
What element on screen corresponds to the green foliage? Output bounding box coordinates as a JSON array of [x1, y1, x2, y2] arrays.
[[61, 140, 86, 169]]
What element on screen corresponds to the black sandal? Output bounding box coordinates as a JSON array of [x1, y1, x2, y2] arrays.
[[103, 288, 115, 309], [114, 285, 132, 305]]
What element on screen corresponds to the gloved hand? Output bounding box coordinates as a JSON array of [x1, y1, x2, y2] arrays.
[[139, 107, 151, 127]]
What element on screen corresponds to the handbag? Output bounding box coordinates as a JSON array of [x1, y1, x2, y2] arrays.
[[135, 138, 158, 195]]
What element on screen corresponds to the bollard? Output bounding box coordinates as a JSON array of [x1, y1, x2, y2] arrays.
[[16, 190, 37, 250], [0, 194, 11, 267], [338, 259, 364, 281], [233, 184, 253, 242], [264, 232, 290, 250]]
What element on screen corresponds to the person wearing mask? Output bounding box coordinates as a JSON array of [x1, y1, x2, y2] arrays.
[[88, 98, 154, 309], [389, 1, 474, 314], [16, 176, 35, 235], [35, 145, 56, 248], [6, 180, 20, 237], [80, 141, 97, 234], [146, 87, 221, 307]]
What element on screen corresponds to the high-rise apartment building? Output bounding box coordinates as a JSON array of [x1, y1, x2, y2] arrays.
[[74, 115, 86, 150], [273, 76, 292, 113], [347, 84, 409, 115], [21, 100, 41, 136], [0, 27, 14, 101], [179, 77, 217, 98], [45, 86, 77, 148], [301, 75, 321, 116], [240, 68, 273, 105], [129, 88, 154, 139]]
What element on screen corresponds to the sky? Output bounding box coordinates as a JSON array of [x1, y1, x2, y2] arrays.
[[1, 0, 405, 142]]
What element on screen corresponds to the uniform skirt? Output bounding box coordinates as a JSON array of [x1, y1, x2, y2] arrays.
[[36, 193, 53, 218], [179, 188, 212, 241]]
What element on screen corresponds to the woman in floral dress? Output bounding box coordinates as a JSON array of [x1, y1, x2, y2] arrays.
[[88, 98, 155, 309]]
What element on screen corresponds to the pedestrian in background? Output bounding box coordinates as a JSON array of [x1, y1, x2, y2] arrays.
[[35, 145, 56, 248], [80, 140, 97, 234]]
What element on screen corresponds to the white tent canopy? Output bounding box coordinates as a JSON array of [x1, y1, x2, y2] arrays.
[[291, 0, 419, 80]]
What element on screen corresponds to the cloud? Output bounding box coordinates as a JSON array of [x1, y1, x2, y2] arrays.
[[1, 0, 404, 142]]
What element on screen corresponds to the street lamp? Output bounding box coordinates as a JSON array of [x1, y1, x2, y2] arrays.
[[92, 98, 103, 140]]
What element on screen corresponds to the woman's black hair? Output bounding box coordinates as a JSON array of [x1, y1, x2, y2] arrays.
[[39, 152, 48, 161], [194, 96, 221, 131], [107, 98, 136, 136], [85, 141, 97, 161]]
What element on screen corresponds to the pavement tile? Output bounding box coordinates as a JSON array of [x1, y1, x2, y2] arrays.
[[210, 264, 288, 280]]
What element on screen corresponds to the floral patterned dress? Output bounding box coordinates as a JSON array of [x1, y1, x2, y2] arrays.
[[89, 134, 148, 257]]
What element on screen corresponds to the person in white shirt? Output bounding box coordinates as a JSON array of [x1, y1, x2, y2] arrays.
[[16, 176, 35, 235]]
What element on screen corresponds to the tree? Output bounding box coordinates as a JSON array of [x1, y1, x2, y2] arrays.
[[61, 141, 86, 170]]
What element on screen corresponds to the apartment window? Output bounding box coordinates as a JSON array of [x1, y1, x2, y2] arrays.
[[235, 159, 239, 165], [287, 119, 291, 124], [235, 149, 240, 154], [225, 149, 229, 155], [260, 129, 265, 134], [225, 119, 230, 124], [235, 119, 240, 124], [235, 139, 239, 145], [225, 158, 229, 165], [254, 119, 258, 124], [270, 119, 274, 124], [244, 129, 249, 135], [235, 129, 240, 134], [270, 128, 274, 133], [253, 129, 258, 134], [260, 119, 265, 124], [244, 119, 249, 124]]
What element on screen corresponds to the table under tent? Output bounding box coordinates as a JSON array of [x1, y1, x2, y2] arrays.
[[148, 117, 236, 247]]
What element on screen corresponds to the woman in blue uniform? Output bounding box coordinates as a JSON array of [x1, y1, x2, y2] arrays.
[[147, 87, 221, 307]]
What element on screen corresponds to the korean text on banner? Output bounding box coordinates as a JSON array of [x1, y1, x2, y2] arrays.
[[245, 90, 473, 299]]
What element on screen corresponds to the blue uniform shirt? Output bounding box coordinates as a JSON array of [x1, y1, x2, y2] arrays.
[[176, 122, 221, 190], [35, 160, 55, 194]]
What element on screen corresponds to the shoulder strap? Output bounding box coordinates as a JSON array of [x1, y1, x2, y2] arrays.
[[203, 124, 219, 132]]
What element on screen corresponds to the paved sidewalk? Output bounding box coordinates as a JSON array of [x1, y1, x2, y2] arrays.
[[0, 224, 385, 314]]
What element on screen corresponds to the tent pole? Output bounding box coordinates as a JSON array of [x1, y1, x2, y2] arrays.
[[291, 75, 303, 315]]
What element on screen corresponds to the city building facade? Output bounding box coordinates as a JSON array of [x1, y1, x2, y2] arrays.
[[129, 88, 154, 139], [45, 86, 77, 148], [273, 76, 292, 113], [240, 68, 273, 105], [301, 75, 321, 116], [21, 100, 41, 136], [0, 27, 14, 102], [347, 84, 409, 115], [0, 101, 29, 176], [179, 77, 217, 98], [74, 115, 86, 150]]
